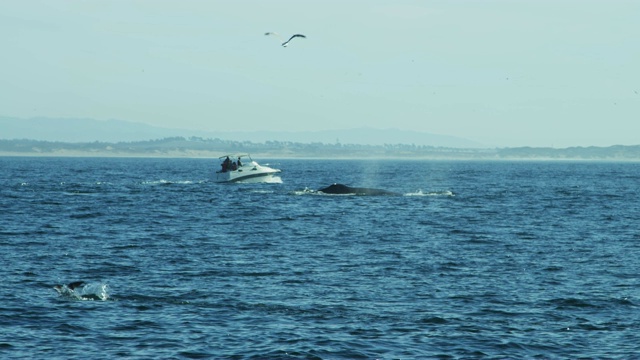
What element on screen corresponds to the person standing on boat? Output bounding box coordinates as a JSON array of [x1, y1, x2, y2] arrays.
[[237, 157, 242, 167], [222, 156, 231, 172]]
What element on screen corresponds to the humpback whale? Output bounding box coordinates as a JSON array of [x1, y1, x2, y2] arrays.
[[318, 183, 400, 196], [54, 281, 85, 292]]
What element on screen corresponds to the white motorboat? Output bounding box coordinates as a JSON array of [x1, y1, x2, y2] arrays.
[[214, 154, 281, 183]]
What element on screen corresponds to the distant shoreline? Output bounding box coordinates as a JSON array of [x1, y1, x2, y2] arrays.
[[1, 137, 640, 161], [2, 151, 640, 162]]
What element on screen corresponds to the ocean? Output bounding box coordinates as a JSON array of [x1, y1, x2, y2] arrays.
[[1, 156, 638, 359]]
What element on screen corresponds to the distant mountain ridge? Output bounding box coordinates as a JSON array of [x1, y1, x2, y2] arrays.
[[0, 116, 484, 148]]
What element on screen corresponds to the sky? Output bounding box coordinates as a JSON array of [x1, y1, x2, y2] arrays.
[[2, 0, 639, 148]]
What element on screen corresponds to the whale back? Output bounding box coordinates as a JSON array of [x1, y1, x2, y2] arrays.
[[318, 183, 398, 196]]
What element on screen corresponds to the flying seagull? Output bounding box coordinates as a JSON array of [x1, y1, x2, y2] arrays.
[[265, 32, 306, 47], [281, 34, 306, 47]]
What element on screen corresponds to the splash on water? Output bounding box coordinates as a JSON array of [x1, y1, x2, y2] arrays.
[[141, 179, 204, 186], [54, 282, 110, 301], [404, 190, 454, 196]]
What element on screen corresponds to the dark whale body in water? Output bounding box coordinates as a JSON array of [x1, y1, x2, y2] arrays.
[[318, 183, 400, 196], [54, 281, 85, 292]]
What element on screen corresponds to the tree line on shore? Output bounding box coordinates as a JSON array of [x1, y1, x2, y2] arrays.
[[1, 137, 639, 160]]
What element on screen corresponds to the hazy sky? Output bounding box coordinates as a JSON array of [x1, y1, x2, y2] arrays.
[[2, 1, 639, 147]]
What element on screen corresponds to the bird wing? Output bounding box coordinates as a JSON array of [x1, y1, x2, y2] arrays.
[[288, 34, 306, 41], [264, 32, 283, 40], [281, 34, 306, 47]]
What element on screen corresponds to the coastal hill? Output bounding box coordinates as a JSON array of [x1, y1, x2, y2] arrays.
[[0, 116, 482, 148], [1, 116, 639, 159]]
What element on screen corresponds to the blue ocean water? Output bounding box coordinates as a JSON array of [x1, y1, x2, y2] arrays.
[[1, 156, 639, 359]]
